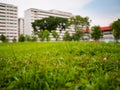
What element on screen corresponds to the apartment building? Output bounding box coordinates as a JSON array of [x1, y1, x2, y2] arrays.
[[0, 3, 18, 42], [18, 18, 24, 36], [100, 26, 114, 42], [82, 26, 115, 42], [83, 29, 90, 41], [24, 8, 72, 35]]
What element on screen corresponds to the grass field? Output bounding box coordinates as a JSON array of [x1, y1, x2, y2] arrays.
[[0, 42, 120, 90]]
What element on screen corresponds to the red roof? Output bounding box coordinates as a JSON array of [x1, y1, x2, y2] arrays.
[[100, 26, 111, 31], [82, 26, 111, 33], [82, 29, 90, 33]]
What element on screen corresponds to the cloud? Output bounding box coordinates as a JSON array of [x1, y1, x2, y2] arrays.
[[1, 0, 93, 17]]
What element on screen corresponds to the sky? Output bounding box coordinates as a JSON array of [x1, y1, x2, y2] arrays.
[[0, 0, 120, 26]]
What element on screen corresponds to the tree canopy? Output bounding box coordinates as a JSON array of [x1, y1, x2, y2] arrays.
[[32, 16, 68, 32], [69, 15, 91, 31], [0, 34, 8, 42], [91, 26, 103, 41], [110, 19, 120, 42], [52, 30, 59, 41]]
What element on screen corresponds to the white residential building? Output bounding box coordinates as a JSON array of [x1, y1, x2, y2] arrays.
[[24, 8, 72, 35], [18, 18, 24, 36], [0, 3, 18, 42], [100, 26, 115, 42]]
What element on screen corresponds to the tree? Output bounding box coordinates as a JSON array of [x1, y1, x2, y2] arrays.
[[72, 28, 83, 41], [91, 26, 103, 41], [32, 16, 68, 33], [69, 15, 90, 31], [25, 35, 31, 41], [38, 30, 50, 41], [19, 34, 25, 42], [38, 30, 44, 41], [0, 34, 8, 42], [63, 31, 72, 41], [52, 30, 59, 41], [110, 19, 120, 42], [12, 37, 17, 42], [31, 35, 38, 42], [69, 16, 90, 41], [43, 30, 50, 41]]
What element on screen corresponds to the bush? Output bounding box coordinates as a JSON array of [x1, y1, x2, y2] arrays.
[[19, 34, 25, 42], [52, 30, 59, 41], [12, 37, 17, 42], [63, 31, 72, 41], [0, 34, 8, 42]]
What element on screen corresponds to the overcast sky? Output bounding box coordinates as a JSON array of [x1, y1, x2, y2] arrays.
[[0, 0, 120, 26]]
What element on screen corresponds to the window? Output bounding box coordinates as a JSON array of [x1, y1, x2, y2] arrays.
[[0, 5, 5, 7], [0, 15, 5, 17], [0, 22, 5, 24], [103, 31, 112, 35]]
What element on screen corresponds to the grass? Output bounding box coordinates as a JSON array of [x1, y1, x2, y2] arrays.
[[0, 42, 120, 90]]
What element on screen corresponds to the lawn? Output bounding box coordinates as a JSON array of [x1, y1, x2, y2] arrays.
[[0, 42, 120, 90]]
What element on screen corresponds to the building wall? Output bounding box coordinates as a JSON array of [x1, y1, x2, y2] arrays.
[[101, 30, 115, 42], [0, 3, 18, 42], [18, 18, 24, 36], [24, 8, 72, 35]]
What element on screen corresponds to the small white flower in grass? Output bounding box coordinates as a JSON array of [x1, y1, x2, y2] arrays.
[[103, 57, 107, 61]]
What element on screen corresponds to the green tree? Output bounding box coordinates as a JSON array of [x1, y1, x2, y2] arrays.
[[38, 30, 50, 41], [19, 34, 25, 42], [38, 30, 44, 41], [110, 19, 120, 42], [25, 35, 31, 41], [31, 35, 38, 42], [43, 30, 50, 41], [12, 37, 17, 42], [32, 16, 68, 32], [91, 26, 103, 41], [52, 30, 59, 41], [69, 15, 90, 31], [0, 34, 8, 42], [72, 28, 83, 41], [63, 31, 72, 41]]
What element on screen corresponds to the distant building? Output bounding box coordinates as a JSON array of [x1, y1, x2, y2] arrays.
[[82, 29, 90, 41], [100, 26, 114, 42], [0, 3, 18, 42], [24, 8, 72, 35], [18, 18, 24, 36], [82, 26, 115, 42]]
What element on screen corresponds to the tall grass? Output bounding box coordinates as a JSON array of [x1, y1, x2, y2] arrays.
[[0, 42, 120, 90]]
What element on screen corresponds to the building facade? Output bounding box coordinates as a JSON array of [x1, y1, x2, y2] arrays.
[[18, 18, 24, 36], [24, 8, 72, 35], [100, 26, 115, 42], [83, 26, 115, 42], [82, 29, 90, 41], [0, 3, 18, 42]]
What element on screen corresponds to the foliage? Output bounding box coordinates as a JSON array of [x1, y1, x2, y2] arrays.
[[25, 35, 31, 41], [110, 19, 120, 42], [72, 28, 83, 41], [63, 31, 72, 41], [19, 34, 25, 42], [31, 35, 38, 42], [52, 30, 59, 41], [43, 30, 50, 41], [69, 15, 90, 31], [38, 30, 44, 41], [38, 30, 50, 41], [32, 16, 68, 32], [0, 42, 120, 90], [0, 34, 8, 42], [91, 26, 103, 40], [12, 37, 17, 42]]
